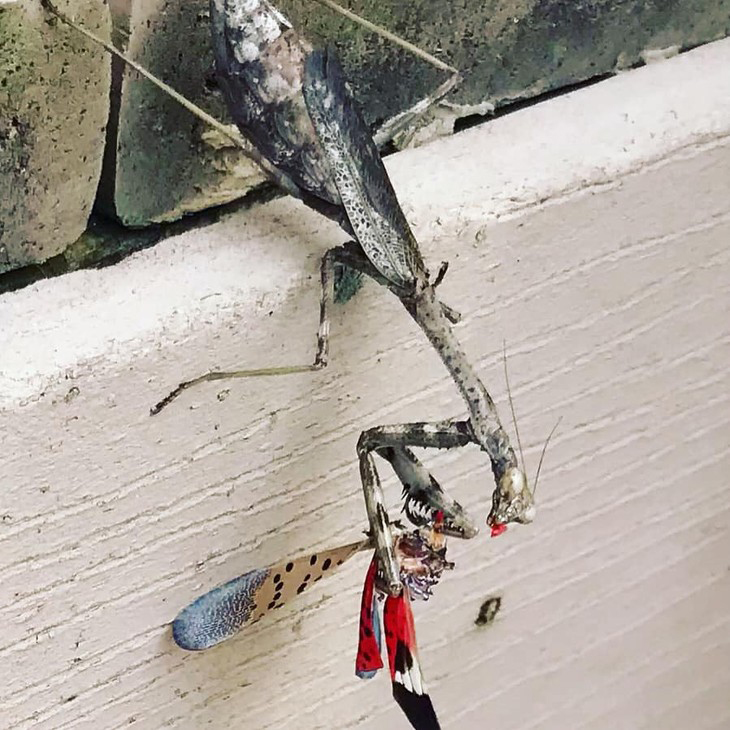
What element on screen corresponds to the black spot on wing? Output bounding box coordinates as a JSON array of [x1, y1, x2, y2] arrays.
[[394, 640, 414, 674], [392, 683, 441, 730]]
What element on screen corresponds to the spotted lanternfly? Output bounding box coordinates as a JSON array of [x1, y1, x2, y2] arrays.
[[355, 561, 442, 730], [356, 520, 452, 729]]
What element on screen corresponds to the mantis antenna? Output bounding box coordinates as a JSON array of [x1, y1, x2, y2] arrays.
[[502, 340, 526, 472], [533, 417, 562, 497], [307, 0, 459, 74], [501, 341, 561, 497]]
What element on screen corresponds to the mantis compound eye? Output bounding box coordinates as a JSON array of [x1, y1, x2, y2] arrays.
[[521, 502, 537, 524]]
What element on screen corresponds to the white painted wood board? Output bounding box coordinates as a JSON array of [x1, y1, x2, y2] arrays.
[[1, 37, 729, 730]]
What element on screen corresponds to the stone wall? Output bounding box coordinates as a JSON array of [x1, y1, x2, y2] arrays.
[[0, 0, 110, 272], [1, 0, 729, 273]]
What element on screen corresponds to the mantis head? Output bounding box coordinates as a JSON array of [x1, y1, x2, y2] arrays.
[[486, 466, 535, 537], [489, 344, 560, 537]]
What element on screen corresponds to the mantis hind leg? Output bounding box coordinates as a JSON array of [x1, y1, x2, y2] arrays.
[[373, 72, 463, 150], [150, 241, 460, 413], [151, 246, 345, 414], [150, 243, 391, 415]]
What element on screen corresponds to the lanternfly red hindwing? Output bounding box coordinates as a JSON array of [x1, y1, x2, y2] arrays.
[[384, 591, 441, 730], [355, 556, 384, 678]]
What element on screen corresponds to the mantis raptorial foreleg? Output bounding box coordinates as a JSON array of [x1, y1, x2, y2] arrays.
[[359, 420, 475, 454], [357, 421, 473, 573], [378, 444, 478, 539], [358, 432, 480, 596], [360, 418, 538, 533], [172, 437, 478, 648], [358, 419, 479, 596], [358, 447, 401, 595]]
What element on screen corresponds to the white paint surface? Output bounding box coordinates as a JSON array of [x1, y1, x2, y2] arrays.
[[2, 38, 730, 730]]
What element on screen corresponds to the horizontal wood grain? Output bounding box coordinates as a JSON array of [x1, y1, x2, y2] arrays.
[[1, 37, 729, 730]]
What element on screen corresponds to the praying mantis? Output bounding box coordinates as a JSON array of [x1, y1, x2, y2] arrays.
[[204, 0, 538, 593], [42, 0, 556, 726]]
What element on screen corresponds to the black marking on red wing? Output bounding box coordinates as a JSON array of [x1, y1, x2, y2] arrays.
[[355, 556, 383, 678], [302, 48, 426, 290], [392, 684, 442, 730]]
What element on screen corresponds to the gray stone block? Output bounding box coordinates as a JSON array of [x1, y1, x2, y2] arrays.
[[0, 0, 110, 273], [96, 0, 263, 227], [286, 0, 730, 129]]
